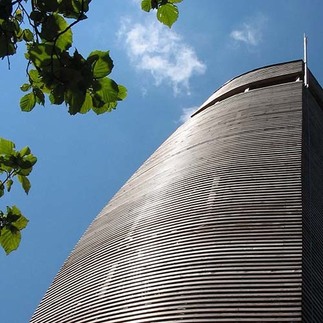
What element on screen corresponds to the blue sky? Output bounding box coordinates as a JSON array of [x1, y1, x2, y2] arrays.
[[0, 1, 322, 322]]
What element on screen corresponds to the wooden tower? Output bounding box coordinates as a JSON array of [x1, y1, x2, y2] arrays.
[[31, 61, 323, 322]]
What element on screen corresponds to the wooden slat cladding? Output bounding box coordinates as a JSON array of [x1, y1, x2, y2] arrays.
[[31, 62, 304, 322], [197, 60, 303, 114], [302, 86, 323, 322]]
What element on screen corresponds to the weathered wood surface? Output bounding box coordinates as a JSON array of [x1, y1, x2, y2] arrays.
[[197, 60, 303, 115], [31, 62, 309, 322], [302, 84, 323, 323]]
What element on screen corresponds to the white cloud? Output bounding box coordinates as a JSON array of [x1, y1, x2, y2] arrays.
[[179, 106, 198, 124], [118, 18, 206, 95], [230, 14, 267, 47], [230, 27, 259, 46]]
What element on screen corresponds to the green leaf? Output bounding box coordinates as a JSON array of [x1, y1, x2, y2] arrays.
[[157, 3, 179, 27], [5, 206, 20, 223], [12, 215, 28, 231], [65, 88, 86, 115], [19, 146, 31, 157], [23, 29, 34, 42], [93, 78, 119, 105], [6, 179, 13, 192], [17, 175, 31, 194], [141, 0, 152, 12], [0, 138, 15, 155], [49, 84, 65, 105], [15, 26, 24, 42], [88, 50, 114, 78], [33, 88, 45, 105], [30, 10, 45, 24], [117, 84, 127, 101], [22, 154, 37, 167], [0, 227, 21, 255], [17, 168, 32, 176], [0, 155, 15, 169], [0, 204, 28, 255], [15, 9, 23, 23], [20, 83, 31, 92], [41, 13, 72, 50], [27, 44, 52, 68], [58, 0, 90, 19], [92, 101, 117, 115], [20, 92, 36, 112], [34, 0, 59, 12], [79, 91, 92, 114], [0, 36, 15, 58], [29, 69, 41, 83], [9, 206, 28, 230], [17, 155, 37, 169]]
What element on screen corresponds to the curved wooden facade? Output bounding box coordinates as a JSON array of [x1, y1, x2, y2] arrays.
[[31, 61, 323, 322]]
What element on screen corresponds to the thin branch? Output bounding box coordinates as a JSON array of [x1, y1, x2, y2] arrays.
[[0, 169, 16, 191], [19, 0, 40, 42], [53, 0, 86, 49], [50, 0, 86, 78]]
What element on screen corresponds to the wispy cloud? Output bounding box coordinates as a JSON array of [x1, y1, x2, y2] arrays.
[[118, 18, 206, 95], [230, 14, 267, 47], [179, 106, 198, 123]]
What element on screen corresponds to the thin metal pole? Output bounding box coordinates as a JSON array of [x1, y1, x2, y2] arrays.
[[304, 34, 309, 88]]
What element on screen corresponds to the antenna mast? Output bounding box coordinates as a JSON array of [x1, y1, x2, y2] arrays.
[[304, 34, 309, 88]]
